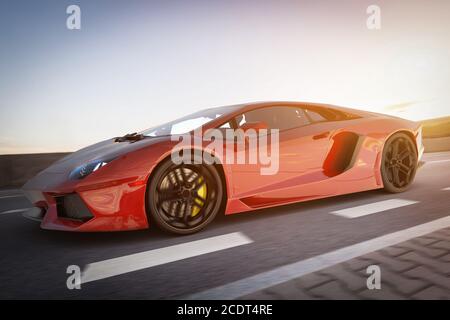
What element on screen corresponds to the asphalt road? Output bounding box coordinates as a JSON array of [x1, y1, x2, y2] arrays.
[[1, 152, 449, 299]]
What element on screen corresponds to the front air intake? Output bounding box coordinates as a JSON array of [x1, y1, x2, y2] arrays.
[[56, 194, 93, 222]]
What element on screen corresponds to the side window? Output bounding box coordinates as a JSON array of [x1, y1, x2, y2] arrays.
[[304, 109, 327, 122], [237, 106, 309, 131], [304, 107, 360, 122]]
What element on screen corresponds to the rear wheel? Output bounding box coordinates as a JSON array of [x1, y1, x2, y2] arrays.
[[381, 133, 418, 193], [147, 159, 224, 235]]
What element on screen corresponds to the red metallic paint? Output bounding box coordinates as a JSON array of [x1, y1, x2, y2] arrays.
[[22, 102, 422, 232]]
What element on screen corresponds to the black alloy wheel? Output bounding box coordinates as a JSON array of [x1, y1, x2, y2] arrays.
[[147, 159, 224, 234], [381, 132, 418, 193]]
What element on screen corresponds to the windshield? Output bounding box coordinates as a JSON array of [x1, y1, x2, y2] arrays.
[[141, 105, 240, 137]]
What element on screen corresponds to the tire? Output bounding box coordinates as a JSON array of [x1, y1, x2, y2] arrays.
[[381, 132, 418, 193], [147, 158, 224, 235]]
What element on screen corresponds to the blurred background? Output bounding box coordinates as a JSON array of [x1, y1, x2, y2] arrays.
[[1, 0, 450, 154]]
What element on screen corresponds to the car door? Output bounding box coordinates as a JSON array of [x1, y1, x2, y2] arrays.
[[227, 105, 334, 202]]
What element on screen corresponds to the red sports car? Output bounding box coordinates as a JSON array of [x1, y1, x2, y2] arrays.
[[23, 102, 424, 234]]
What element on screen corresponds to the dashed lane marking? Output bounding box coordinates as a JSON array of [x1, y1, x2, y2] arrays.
[[0, 208, 31, 215], [330, 199, 418, 218], [0, 194, 25, 200], [81, 232, 253, 284], [426, 160, 450, 164]]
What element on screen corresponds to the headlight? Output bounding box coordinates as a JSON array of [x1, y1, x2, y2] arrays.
[[69, 159, 112, 180]]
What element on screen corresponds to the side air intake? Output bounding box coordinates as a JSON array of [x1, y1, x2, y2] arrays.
[[323, 132, 361, 177]]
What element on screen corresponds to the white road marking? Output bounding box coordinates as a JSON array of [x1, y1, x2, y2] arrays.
[[185, 215, 450, 300], [426, 159, 450, 164], [330, 199, 418, 218], [0, 208, 31, 215], [442, 187, 450, 191], [81, 232, 253, 284], [0, 194, 24, 200]]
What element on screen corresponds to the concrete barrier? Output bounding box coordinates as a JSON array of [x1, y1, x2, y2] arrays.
[[0, 153, 70, 189]]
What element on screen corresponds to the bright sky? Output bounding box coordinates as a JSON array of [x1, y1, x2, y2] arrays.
[[1, 0, 450, 154]]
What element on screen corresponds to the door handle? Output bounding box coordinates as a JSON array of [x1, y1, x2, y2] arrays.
[[313, 131, 330, 140]]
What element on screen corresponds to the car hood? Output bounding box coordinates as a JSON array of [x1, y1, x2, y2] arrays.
[[44, 136, 170, 174], [22, 135, 173, 197], [22, 135, 171, 203]]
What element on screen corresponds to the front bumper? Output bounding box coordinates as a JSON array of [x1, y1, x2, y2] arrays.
[[22, 176, 149, 232]]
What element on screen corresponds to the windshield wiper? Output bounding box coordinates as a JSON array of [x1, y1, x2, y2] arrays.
[[114, 132, 144, 143]]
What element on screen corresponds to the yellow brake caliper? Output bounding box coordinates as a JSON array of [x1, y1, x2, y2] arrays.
[[192, 178, 206, 217]]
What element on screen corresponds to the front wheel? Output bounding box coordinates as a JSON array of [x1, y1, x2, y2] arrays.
[[381, 133, 418, 193], [147, 160, 224, 235]]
